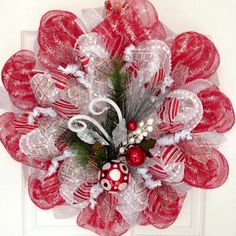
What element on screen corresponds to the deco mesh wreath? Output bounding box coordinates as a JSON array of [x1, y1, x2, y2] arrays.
[[0, 0, 235, 235]]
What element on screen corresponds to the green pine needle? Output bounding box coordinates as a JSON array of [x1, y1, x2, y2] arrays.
[[106, 59, 128, 111], [64, 130, 108, 167], [104, 59, 129, 136], [67, 133, 92, 166], [90, 142, 107, 168]]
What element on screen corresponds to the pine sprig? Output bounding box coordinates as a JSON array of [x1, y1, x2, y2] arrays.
[[64, 131, 108, 167], [71, 142, 91, 166], [104, 59, 129, 136], [90, 142, 107, 168], [65, 131, 92, 166], [106, 59, 129, 114]]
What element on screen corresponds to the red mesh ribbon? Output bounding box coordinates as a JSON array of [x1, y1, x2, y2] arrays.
[[38, 10, 84, 70], [0, 112, 50, 170], [171, 32, 220, 85], [93, 0, 166, 58], [77, 192, 130, 236], [184, 149, 229, 189], [1, 50, 38, 110], [179, 135, 229, 189], [193, 87, 235, 133], [140, 185, 186, 229], [28, 171, 65, 210], [13, 112, 39, 135]]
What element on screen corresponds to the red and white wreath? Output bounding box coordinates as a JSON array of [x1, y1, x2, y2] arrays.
[[0, 0, 234, 236]]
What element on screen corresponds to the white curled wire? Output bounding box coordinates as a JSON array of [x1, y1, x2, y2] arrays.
[[68, 114, 112, 142], [68, 97, 124, 143], [89, 97, 123, 122]]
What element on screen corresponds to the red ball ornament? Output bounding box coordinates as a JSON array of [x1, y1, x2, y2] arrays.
[[126, 146, 146, 167], [127, 120, 138, 131], [98, 160, 130, 192]]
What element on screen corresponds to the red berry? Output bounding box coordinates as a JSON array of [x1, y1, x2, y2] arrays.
[[127, 120, 138, 131], [126, 146, 146, 167]]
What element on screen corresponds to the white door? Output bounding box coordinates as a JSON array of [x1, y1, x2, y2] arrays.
[[0, 1, 236, 236]]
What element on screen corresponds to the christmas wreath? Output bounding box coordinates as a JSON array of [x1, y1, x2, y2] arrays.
[[0, 0, 235, 235]]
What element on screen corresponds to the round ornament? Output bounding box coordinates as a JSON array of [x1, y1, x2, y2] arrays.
[[127, 120, 138, 131], [98, 160, 130, 192], [126, 146, 146, 167]]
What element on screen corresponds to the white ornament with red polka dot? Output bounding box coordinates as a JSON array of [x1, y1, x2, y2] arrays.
[[98, 160, 130, 192]]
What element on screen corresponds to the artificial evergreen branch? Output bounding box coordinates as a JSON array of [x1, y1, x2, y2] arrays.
[[90, 142, 108, 168], [106, 59, 128, 112], [104, 59, 129, 136], [65, 131, 92, 166], [64, 131, 108, 167]]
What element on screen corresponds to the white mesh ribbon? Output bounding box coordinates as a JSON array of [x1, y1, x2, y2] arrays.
[[155, 89, 203, 134], [19, 116, 67, 161], [114, 173, 148, 225], [130, 40, 172, 85], [89, 183, 104, 209], [53, 204, 83, 219], [76, 33, 111, 98], [30, 73, 61, 105], [162, 162, 185, 183], [58, 157, 99, 210], [181, 79, 215, 95], [76, 33, 109, 65], [149, 144, 186, 184], [167, 89, 203, 131], [199, 131, 225, 147], [58, 157, 98, 184]]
